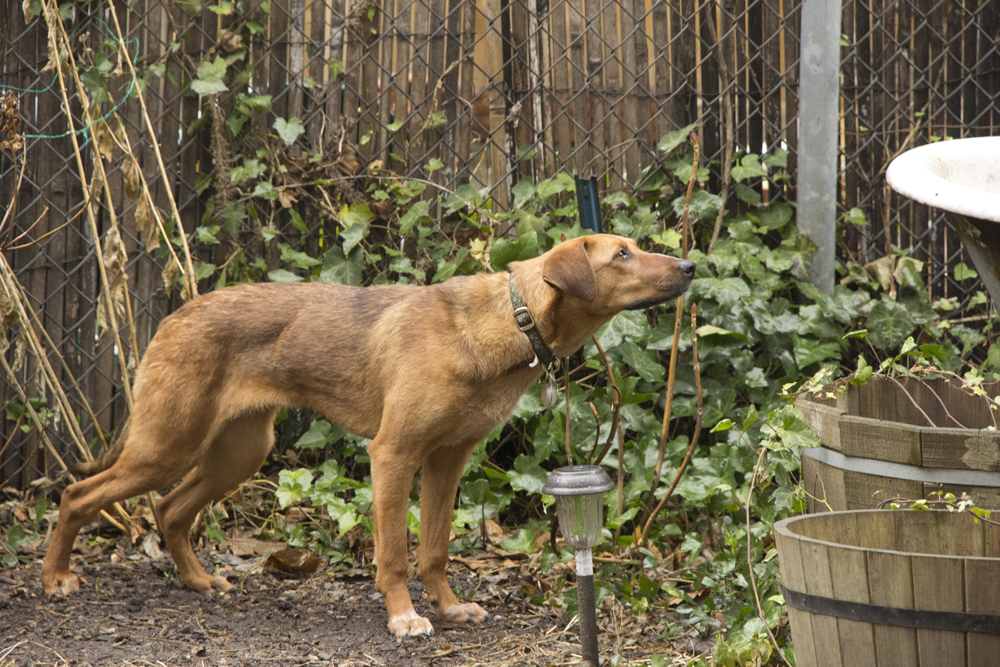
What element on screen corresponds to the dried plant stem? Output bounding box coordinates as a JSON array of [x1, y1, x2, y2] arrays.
[[564, 358, 572, 464], [43, 3, 134, 409], [742, 445, 793, 667], [0, 262, 139, 533], [910, 376, 966, 428], [647, 133, 699, 512], [706, 1, 734, 254], [641, 304, 702, 548], [105, 107, 193, 302], [0, 143, 27, 241], [4, 267, 108, 449], [35, 5, 161, 533], [0, 351, 131, 536], [589, 335, 622, 467], [884, 375, 936, 427], [0, 264, 99, 460], [104, 0, 199, 297]]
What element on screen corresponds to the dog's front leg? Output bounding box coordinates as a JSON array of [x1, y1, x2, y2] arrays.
[[419, 441, 489, 625], [369, 440, 432, 638]]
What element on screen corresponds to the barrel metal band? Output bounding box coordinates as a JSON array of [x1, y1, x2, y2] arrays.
[[802, 446, 1000, 488], [781, 584, 1000, 635]]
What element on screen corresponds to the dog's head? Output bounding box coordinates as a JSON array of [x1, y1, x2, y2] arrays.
[[540, 234, 695, 315]]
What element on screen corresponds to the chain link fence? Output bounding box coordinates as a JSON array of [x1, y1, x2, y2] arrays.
[[1, 0, 998, 488]]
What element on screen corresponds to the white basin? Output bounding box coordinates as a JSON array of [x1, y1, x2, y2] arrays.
[[886, 137, 1000, 303]]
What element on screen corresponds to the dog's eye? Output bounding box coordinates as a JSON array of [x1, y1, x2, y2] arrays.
[[614, 249, 630, 260]]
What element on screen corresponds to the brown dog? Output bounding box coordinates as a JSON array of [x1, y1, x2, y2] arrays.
[[41, 233, 694, 638]]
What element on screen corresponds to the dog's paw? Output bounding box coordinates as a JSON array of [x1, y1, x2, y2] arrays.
[[44, 571, 82, 596], [185, 572, 233, 594], [388, 610, 434, 639], [436, 601, 489, 625], [210, 575, 233, 593]]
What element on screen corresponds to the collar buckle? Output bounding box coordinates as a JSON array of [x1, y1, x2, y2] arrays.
[[512, 306, 536, 332], [510, 275, 557, 369]]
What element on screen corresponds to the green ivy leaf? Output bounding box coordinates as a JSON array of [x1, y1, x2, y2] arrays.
[[507, 454, 548, 494], [690, 276, 751, 308], [193, 261, 216, 280], [793, 335, 841, 369], [499, 527, 538, 553], [755, 202, 793, 230], [191, 56, 228, 95], [288, 208, 309, 235], [338, 204, 373, 253], [730, 154, 767, 182], [294, 419, 336, 449], [536, 173, 576, 200], [842, 207, 868, 227], [273, 117, 305, 146], [657, 123, 698, 153], [619, 342, 664, 384], [650, 229, 682, 249], [866, 298, 917, 351], [852, 355, 873, 385], [595, 311, 650, 350], [276, 469, 314, 507], [954, 262, 978, 281], [267, 268, 304, 282], [398, 200, 430, 236], [734, 183, 761, 206], [279, 243, 322, 269], [326, 497, 361, 536], [672, 190, 722, 223], [80, 68, 112, 105], [761, 406, 820, 451]]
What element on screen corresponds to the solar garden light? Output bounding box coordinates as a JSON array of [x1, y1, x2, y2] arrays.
[[542, 465, 615, 666]]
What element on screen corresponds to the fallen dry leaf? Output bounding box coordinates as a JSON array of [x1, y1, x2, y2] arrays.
[[142, 531, 164, 560], [221, 537, 288, 557], [265, 548, 324, 576]]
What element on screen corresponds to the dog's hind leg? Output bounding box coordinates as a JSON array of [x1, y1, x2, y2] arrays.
[[41, 423, 208, 596], [155, 407, 277, 593], [418, 439, 489, 626]]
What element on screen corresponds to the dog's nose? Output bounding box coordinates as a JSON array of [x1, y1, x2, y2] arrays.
[[678, 260, 696, 277]]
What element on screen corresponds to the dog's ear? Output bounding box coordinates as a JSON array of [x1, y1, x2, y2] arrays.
[[542, 240, 597, 302]]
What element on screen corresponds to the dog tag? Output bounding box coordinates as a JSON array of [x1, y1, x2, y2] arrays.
[[541, 372, 559, 408]]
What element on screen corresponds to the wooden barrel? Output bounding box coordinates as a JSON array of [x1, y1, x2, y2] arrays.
[[797, 377, 1000, 511], [775, 510, 1000, 667]]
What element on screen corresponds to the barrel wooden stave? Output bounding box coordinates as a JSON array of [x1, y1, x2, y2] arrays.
[[797, 378, 1000, 511], [776, 510, 1000, 667]]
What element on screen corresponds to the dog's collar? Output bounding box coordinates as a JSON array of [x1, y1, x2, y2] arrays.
[[509, 275, 557, 369]]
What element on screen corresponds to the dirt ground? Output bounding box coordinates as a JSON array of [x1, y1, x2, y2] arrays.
[[0, 548, 684, 666]]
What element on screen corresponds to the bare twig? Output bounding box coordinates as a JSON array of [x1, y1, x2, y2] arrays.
[[911, 376, 967, 428], [0, 142, 27, 244], [706, 2, 734, 254], [42, 4, 135, 409], [564, 358, 572, 464], [0, 352, 132, 536], [105, 0, 199, 298], [647, 133, 699, 513], [742, 445, 793, 667], [876, 495, 1000, 526], [641, 304, 702, 547], [883, 375, 936, 427], [590, 336, 622, 467]]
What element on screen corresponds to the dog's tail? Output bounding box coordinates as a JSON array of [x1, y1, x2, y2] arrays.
[[72, 421, 129, 477]]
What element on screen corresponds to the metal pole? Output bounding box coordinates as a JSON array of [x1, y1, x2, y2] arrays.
[[575, 548, 599, 665], [797, 0, 840, 294]]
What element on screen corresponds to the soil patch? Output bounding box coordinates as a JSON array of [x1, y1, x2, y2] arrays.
[[0, 556, 676, 666]]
